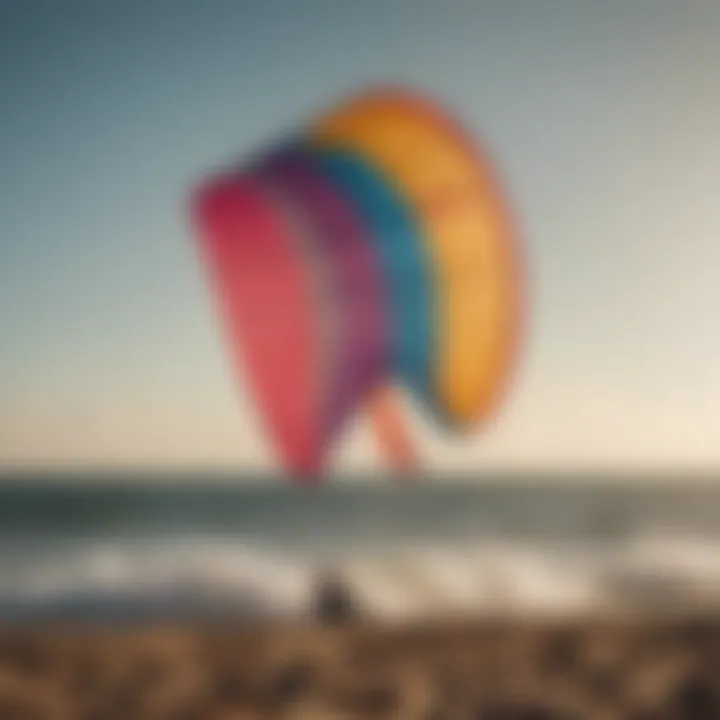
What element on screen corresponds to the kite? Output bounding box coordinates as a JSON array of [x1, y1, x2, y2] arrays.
[[191, 86, 524, 480]]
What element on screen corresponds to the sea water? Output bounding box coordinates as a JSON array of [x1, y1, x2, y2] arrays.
[[1, 475, 720, 621]]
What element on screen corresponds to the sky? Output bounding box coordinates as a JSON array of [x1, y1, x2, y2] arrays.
[[1, 0, 720, 474]]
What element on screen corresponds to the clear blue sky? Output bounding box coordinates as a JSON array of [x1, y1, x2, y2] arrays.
[[2, 0, 719, 472]]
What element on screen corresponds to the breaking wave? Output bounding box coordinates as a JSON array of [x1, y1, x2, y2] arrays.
[[3, 532, 720, 621]]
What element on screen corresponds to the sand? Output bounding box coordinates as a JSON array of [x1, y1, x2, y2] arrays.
[[0, 616, 718, 718]]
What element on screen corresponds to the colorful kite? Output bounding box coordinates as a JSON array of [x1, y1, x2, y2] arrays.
[[192, 86, 524, 480]]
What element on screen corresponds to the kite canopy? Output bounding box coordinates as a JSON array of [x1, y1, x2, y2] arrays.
[[312, 149, 436, 413], [193, 176, 327, 478], [253, 146, 390, 444], [192, 86, 523, 479], [311, 88, 523, 429]]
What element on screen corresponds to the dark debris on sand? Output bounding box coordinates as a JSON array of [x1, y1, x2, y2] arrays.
[[0, 617, 718, 718]]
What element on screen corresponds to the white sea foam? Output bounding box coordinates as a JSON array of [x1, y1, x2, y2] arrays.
[[2, 531, 720, 620]]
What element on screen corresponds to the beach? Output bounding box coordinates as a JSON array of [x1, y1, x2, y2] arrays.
[[0, 616, 719, 718], [1, 480, 720, 716]]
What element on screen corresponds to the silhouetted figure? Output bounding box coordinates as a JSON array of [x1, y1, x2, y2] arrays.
[[312, 571, 358, 624]]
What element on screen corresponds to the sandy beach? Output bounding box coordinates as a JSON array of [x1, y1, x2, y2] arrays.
[[1, 482, 719, 716], [0, 616, 718, 719]]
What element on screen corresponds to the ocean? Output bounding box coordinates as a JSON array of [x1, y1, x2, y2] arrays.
[[1, 475, 720, 621]]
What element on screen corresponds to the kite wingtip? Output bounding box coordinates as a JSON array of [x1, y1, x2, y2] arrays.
[[286, 455, 326, 487]]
